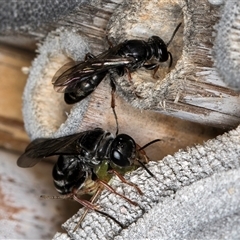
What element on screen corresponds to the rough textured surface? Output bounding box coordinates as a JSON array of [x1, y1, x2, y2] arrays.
[[1, 0, 240, 239], [0, 0, 124, 52], [22, 28, 90, 139], [2, 0, 240, 128], [0, 0, 86, 34], [213, 0, 240, 89], [116, 168, 240, 239]]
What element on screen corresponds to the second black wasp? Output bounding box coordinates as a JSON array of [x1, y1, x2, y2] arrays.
[[52, 23, 182, 104], [17, 127, 160, 230]]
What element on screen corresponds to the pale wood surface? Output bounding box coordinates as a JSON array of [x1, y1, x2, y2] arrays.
[[21, 0, 240, 128], [0, 1, 238, 238], [0, 44, 33, 152], [1, 0, 240, 128], [0, 149, 80, 239]]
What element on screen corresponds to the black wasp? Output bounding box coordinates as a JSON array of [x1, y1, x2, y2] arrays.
[[52, 23, 182, 104], [17, 128, 159, 230]]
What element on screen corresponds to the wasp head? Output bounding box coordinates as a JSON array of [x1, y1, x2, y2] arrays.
[[110, 134, 136, 168]]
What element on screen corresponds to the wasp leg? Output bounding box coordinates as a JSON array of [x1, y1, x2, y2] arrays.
[[72, 187, 102, 231], [72, 195, 101, 210], [106, 35, 117, 48], [143, 63, 160, 79], [97, 179, 139, 206], [73, 187, 124, 231], [109, 74, 119, 135], [153, 65, 160, 78], [40, 193, 74, 200], [124, 67, 132, 81], [40, 189, 124, 231], [108, 169, 143, 195], [85, 52, 96, 60], [143, 63, 158, 70]]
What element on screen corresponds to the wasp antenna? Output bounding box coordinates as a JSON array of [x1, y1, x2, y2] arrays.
[[112, 107, 119, 136], [40, 194, 73, 199], [168, 52, 173, 68], [137, 159, 155, 178], [109, 74, 119, 135], [106, 35, 116, 48], [137, 138, 161, 178], [166, 22, 182, 47], [138, 139, 161, 151]]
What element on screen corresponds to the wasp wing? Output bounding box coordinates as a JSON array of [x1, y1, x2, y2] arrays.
[[52, 61, 76, 85], [52, 56, 133, 93], [52, 61, 92, 93], [17, 132, 87, 168]]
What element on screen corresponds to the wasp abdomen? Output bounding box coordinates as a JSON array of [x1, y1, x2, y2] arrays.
[[52, 155, 86, 195]]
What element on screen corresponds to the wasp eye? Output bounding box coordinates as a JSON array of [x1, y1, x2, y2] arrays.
[[112, 150, 121, 161], [110, 134, 136, 167], [111, 150, 129, 167]]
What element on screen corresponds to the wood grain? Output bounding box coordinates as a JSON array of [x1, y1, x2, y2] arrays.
[[0, 43, 34, 152], [107, 0, 240, 129], [21, 0, 240, 129], [0, 1, 237, 239], [0, 0, 235, 154], [0, 149, 80, 239]]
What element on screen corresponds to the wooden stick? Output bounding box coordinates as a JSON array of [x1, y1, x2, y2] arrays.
[[0, 43, 33, 152]]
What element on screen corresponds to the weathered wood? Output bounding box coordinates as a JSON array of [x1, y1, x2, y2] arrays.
[[1, 0, 239, 129], [0, 1, 238, 239], [0, 149, 80, 239], [0, 44, 33, 152], [107, 0, 240, 129], [0, 0, 124, 54]]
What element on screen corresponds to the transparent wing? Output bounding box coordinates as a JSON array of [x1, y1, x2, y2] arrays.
[[17, 132, 87, 168], [52, 56, 133, 93]]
